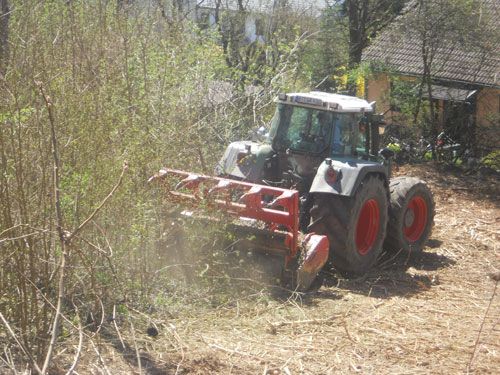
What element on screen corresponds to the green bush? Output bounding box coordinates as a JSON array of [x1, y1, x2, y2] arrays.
[[481, 150, 500, 170], [0, 1, 310, 366], [387, 142, 402, 153]]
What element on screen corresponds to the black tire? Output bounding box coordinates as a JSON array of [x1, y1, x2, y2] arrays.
[[308, 175, 388, 275], [384, 177, 435, 253]]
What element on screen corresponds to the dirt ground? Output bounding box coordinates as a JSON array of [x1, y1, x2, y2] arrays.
[[61, 164, 499, 375]]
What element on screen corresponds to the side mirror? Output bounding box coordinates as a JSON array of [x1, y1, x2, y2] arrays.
[[252, 126, 268, 141], [379, 147, 395, 160], [257, 126, 266, 136]]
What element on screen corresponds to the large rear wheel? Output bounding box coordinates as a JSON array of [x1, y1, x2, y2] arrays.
[[308, 175, 388, 275], [384, 177, 434, 253]]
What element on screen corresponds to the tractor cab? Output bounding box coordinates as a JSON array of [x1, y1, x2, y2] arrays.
[[215, 92, 385, 189], [268, 92, 373, 160]]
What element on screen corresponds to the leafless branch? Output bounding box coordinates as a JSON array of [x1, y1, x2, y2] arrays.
[[467, 279, 498, 372], [65, 302, 84, 375], [67, 161, 128, 243], [90, 340, 112, 375], [37, 80, 68, 375], [0, 347, 18, 374], [128, 316, 142, 374], [36, 81, 127, 374], [0, 312, 43, 375], [112, 305, 126, 350], [36, 81, 65, 243]]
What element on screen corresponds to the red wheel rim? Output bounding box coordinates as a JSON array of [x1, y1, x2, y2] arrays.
[[356, 199, 380, 255], [403, 196, 428, 242]]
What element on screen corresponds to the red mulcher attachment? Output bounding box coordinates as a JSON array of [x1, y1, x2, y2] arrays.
[[149, 168, 329, 291]]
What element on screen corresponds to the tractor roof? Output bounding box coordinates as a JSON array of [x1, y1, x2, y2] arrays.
[[277, 91, 374, 113]]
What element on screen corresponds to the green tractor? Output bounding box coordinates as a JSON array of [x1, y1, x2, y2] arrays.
[[151, 92, 435, 290]]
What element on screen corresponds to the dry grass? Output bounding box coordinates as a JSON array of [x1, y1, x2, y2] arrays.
[[48, 163, 499, 374]]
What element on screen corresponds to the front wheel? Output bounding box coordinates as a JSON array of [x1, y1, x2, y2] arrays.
[[308, 175, 388, 275], [384, 177, 435, 253]]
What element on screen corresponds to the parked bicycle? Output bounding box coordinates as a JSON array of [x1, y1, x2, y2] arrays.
[[435, 131, 465, 164], [383, 126, 468, 166], [385, 136, 418, 164]]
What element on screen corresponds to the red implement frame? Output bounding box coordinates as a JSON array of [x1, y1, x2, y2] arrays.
[[149, 168, 300, 262]]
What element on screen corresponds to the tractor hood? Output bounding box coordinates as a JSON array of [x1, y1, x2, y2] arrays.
[[215, 141, 273, 182]]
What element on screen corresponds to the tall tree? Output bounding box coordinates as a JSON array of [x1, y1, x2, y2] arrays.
[[0, 0, 9, 74], [343, 0, 405, 67], [305, 3, 348, 91]]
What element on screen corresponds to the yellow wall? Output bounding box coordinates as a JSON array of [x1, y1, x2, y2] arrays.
[[366, 74, 391, 114], [366, 74, 416, 125], [476, 88, 500, 127], [475, 88, 499, 149]]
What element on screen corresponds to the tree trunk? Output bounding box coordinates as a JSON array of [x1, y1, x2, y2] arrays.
[[0, 0, 9, 75], [347, 0, 368, 68], [422, 56, 438, 160]]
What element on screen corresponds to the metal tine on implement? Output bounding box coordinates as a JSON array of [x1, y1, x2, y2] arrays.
[[238, 185, 263, 210], [267, 190, 296, 209], [207, 179, 235, 205], [175, 174, 205, 191]]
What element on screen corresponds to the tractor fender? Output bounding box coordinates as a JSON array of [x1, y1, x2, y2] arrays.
[[309, 159, 388, 197]]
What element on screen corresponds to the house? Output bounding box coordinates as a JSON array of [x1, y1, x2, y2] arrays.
[[135, 1, 322, 44], [194, 1, 268, 44], [193, 1, 323, 44], [362, 0, 499, 148]]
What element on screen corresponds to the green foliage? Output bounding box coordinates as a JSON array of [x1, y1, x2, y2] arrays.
[[389, 78, 420, 118], [481, 150, 500, 170], [423, 151, 433, 161], [387, 142, 401, 154], [0, 107, 34, 124]]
